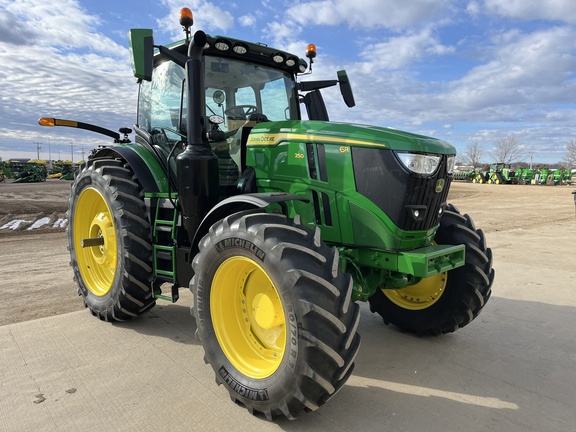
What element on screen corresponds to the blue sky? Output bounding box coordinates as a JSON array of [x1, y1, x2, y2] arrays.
[[1, 0, 575, 164]]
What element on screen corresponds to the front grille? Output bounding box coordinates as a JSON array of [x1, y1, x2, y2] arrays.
[[352, 147, 451, 231]]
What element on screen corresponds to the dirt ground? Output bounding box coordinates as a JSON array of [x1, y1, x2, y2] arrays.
[[0, 178, 575, 326]]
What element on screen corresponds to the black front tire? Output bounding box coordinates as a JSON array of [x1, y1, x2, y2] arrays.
[[191, 211, 361, 420], [68, 158, 155, 321], [369, 204, 494, 335]]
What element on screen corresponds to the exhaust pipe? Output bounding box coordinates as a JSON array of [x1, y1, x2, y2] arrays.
[[177, 30, 220, 241]]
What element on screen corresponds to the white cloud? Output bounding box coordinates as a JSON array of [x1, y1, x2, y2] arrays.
[[287, 0, 452, 29], [0, 0, 125, 55], [302, 17, 576, 164], [361, 27, 454, 70], [238, 14, 256, 27], [447, 27, 576, 114], [0, 0, 136, 155], [482, 0, 576, 23], [262, 21, 305, 51], [466, 1, 481, 16], [0, 9, 37, 45], [0, 43, 135, 126]]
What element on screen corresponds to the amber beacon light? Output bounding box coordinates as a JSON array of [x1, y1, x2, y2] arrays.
[[305, 43, 317, 59], [179, 7, 193, 27]]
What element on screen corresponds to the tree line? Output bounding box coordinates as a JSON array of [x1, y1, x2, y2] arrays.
[[458, 137, 576, 170]]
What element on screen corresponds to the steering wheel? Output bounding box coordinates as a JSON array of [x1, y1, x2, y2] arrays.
[[225, 104, 258, 119]]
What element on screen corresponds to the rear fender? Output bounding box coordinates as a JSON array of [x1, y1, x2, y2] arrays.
[[90, 145, 168, 193]]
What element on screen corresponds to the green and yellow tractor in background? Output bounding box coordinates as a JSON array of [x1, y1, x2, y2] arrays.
[[486, 163, 518, 184], [39, 7, 493, 420], [472, 163, 517, 184]]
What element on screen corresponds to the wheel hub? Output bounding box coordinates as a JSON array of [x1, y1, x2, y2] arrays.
[[74, 187, 117, 297], [383, 272, 447, 310], [211, 256, 286, 379], [252, 292, 283, 329], [89, 212, 115, 266]]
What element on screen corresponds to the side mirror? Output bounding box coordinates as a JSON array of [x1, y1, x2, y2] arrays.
[[128, 29, 154, 81], [337, 70, 355, 108]]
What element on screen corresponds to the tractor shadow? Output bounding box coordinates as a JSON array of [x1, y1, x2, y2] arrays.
[[112, 289, 199, 346], [110, 294, 576, 431], [274, 298, 576, 431]]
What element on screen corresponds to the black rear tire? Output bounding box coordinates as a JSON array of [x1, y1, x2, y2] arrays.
[[369, 204, 494, 335], [191, 211, 361, 420], [68, 158, 155, 321]]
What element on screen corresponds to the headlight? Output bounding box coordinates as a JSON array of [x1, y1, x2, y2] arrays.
[[446, 155, 455, 174], [396, 152, 441, 175]]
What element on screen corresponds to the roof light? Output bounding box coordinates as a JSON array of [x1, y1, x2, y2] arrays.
[[286, 56, 297, 67], [233, 43, 248, 54], [179, 8, 193, 28], [214, 38, 230, 51], [272, 53, 285, 63], [306, 43, 316, 59]]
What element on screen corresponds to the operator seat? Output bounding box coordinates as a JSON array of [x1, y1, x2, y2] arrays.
[[229, 113, 269, 173]]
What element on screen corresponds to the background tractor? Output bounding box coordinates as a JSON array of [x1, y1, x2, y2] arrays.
[[471, 163, 517, 184], [486, 163, 517, 184], [517, 168, 536, 184], [39, 8, 493, 420]]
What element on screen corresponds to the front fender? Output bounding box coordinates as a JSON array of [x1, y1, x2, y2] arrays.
[[190, 192, 308, 260]]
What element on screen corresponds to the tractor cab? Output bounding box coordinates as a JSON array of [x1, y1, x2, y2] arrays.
[[129, 17, 354, 200], [136, 50, 301, 195]]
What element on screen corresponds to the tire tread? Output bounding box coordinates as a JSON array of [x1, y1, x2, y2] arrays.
[[191, 211, 360, 420], [68, 158, 155, 321], [369, 205, 493, 335]]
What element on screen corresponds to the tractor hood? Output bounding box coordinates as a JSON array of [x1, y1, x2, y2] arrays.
[[248, 120, 456, 155]]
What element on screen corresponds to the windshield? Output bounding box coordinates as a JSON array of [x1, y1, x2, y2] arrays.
[[138, 55, 299, 145]]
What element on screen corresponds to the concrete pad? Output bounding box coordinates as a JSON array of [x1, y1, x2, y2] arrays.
[[1, 220, 576, 431]]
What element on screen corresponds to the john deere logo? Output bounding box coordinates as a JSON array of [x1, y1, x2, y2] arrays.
[[435, 179, 445, 193]]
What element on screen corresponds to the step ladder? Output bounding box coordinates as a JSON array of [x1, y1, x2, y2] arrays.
[[149, 194, 180, 302]]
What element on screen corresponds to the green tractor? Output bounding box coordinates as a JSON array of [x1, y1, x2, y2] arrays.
[[39, 8, 493, 420], [552, 169, 573, 185], [517, 168, 536, 184], [535, 168, 550, 185], [486, 163, 517, 184]]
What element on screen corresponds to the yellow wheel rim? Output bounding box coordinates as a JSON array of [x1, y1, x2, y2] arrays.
[[73, 187, 117, 296], [383, 272, 447, 310], [211, 256, 286, 379]]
